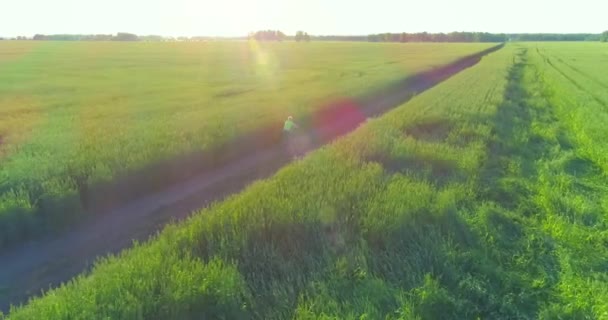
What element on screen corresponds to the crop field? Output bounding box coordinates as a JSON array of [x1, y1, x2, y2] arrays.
[[0, 41, 494, 248], [6, 42, 608, 319]]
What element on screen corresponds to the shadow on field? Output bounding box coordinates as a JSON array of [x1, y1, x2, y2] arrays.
[[0, 44, 504, 313], [369, 153, 464, 187], [404, 118, 454, 143], [191, 188, 552, 318], [479, 48, 557, 210], [244, 209, 476, 318], [474, 48, 561, 315], [563, 156, 600, 177]]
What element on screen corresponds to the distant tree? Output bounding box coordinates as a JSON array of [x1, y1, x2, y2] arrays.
[[33, 34, 47, 40], [140, 35, 164, 41], [313, 35, 363, 41], [295, 31, 304, 42], [420, 32, 431, 42], [511, 33, 592, 41], [251, 30, 286, 41], [601, 31, 608, 42], [276, 30, 286, 41], [433, 33, 448, 42], [303, 32, 311, 42], [91, 34, 113, 41], [191, 36, 213, 41], [585, 34, 600, 41], [295, 31, 311, 42], [112, 32, 139, 41]]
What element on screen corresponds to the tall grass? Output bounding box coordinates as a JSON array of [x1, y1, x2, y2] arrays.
[[0, 41, 494, 248], [6, 43, 608, 319], [5, 45, 517, 319], [521, 43, 608, 318]]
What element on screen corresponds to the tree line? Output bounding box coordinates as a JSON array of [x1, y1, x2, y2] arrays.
[[510, 33, 601, 41], [247, 31, 606, 43], [366, 32, 507, 42], [4, 31, 607, 42], [295, 31, 311, 42], [32, 33, 140, 41], [0, 36, 29, 40], [363, 32, 603, 42], [248, 30, 287, 41]]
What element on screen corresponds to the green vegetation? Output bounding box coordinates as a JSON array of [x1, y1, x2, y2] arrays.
[[0, 41, 493, 248], [5, 42, 608, 319], [0, 44, 539, 318], [522, 42, 608, 317]]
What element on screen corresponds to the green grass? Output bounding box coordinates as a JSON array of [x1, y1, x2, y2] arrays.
[[520, 43, 608, 318], [0, 41, 493, 247], [6, 42, 608, 319], [4, 44, 516, 319]]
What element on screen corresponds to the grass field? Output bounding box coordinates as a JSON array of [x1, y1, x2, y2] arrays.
[[6, 42, 607, 319], [5, 42, 608, 319], [0, 41, 494, 248]]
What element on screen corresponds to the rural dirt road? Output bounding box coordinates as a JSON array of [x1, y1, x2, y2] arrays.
[[0, 44, 503, 312]]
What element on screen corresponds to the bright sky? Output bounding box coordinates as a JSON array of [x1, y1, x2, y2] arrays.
[[1, 0, 606, 37]]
